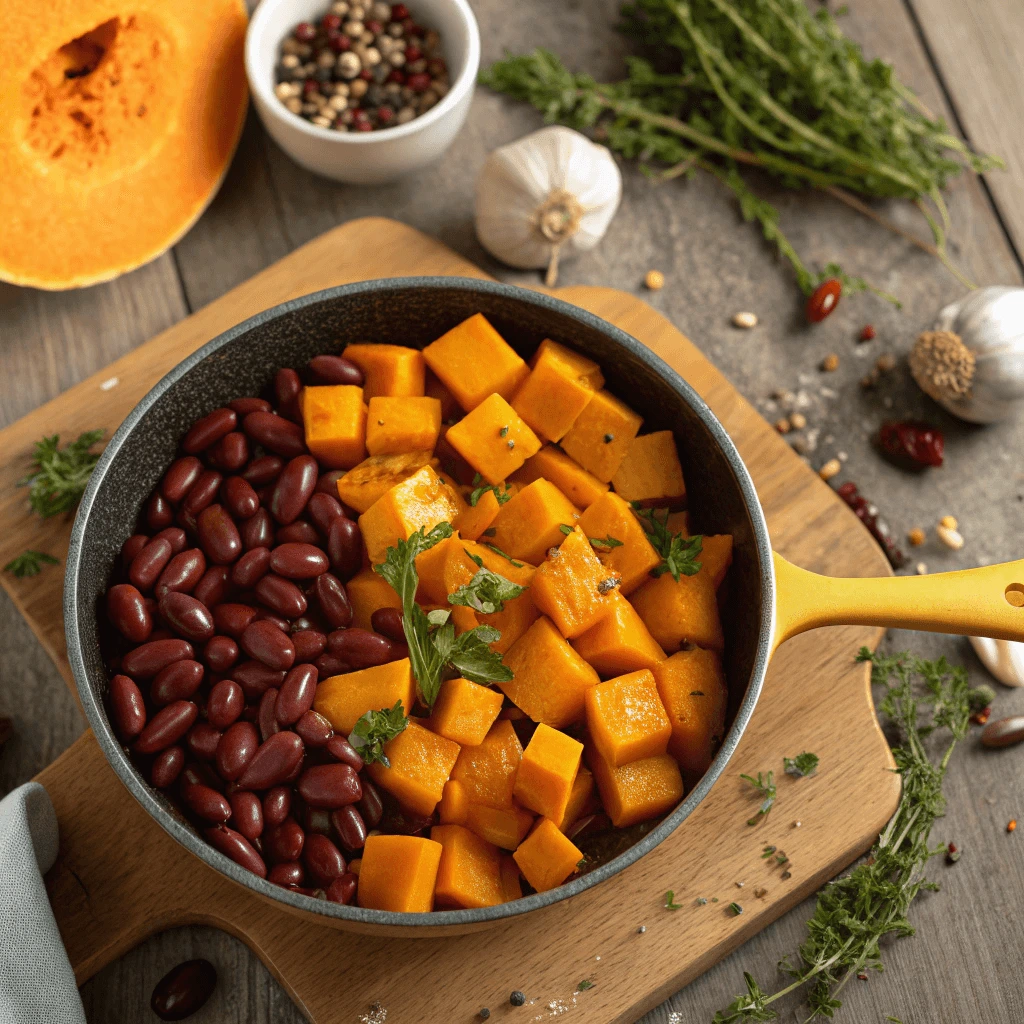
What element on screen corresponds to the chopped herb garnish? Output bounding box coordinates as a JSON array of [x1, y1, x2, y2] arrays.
[[761, 845, 777, 860], [4, 549, 59, 579], [633, 506, 702, 582], [507, 439, 516, 449], [664, 890, 682, 910], [597, 576, 621, 594], [740, 770, 776, 826], [967, 683, 996, 712], [468, 478, 513, 507], [483, 543, 525, 568], [577, 979, 595, 992], [729, 902, 744, 916], [348, 701, 408, 767], [559, 524, 573, 535], [695, 897, 708, 906], [784, 751, 820, 777], [449, 558, 527, 614], [499, 426, 509, 437], [589, 535, 623, 550], [19, 430, 104, 519]]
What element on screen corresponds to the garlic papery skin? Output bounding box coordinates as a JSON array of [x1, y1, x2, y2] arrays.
[[910, 286, 1024, 423], [475, 125, 622, 286], [970, 635, 1024, 687]]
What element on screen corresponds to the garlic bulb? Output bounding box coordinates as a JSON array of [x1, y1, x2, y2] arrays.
[[969, 635, 1024, 687], [909, 286, 1024, 423], [475, 126, 622, 286]]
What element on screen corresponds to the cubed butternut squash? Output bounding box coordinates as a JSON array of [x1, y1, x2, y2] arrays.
[[366, 721, 461, 817], [512, 339, 603, 442], [453, 486, 503, 541], [300, 385, 367, 470], [611, 431, 687, 507], [345, 567, 403, 630], [465, 802, 535, 850], [365, 396, 442, 457], [501, 616, 600, 727], [510, 444, 609, 509], [652, 648, 729, 777], [576, 491, 661, 595], [530, 527, 618, 639], [513, 818, 583, 893], [415, 535, 535, 606], [699, 534, 734, 589], [425, 368, 460, 422], [488, 479, 580, 566], [431, 824, 505, 909], [456, 591, 542, 656], [314, 658, 416, 734], [513, 724, 583, 822], [559, 389, 642, 483], [666, 510, 690, 536], [628, 567, 724, 653], [554, 765, 594, 832], [571, 591, 666, 677], [357, 834, 442, 912], [500, 854, 523, 902], [444, 393, 541, 485], [423, 314, 529, 411], [439, 779, 469, 825], [343, 343, 425, 400], [585, 745, 684, 828], [584, 668, 671, 767], [430, 677, 504, 747], [336, 450, 436, 514], [450, 719, 522, 809]]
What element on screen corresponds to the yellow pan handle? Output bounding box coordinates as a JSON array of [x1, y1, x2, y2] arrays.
[[772, 551, 1024, 651]]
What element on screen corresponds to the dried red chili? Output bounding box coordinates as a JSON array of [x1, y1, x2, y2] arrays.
[[806, 278, 842, 322], [877, 421, 944, 469], [836, 481, 906, 568], [859, 324, 876, 342]]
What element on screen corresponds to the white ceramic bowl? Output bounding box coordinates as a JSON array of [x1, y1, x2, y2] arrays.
[[246, 0, 479, 184]]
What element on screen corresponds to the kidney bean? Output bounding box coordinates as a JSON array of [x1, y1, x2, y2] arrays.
[[121, 533, 149, 568], [108, 674, 147, 739], [122, 638, 194, 678], [231, 547, 271, 588], [154, 549, 206, 603], [270, 456, 318, 526], [150, 958, 218, 1022], [270, 542, 329, 580], [274, 521, 321, 546], [192, 566, 230, 608], [292, 629, 327, 665], [221, 476, 259, 522], [230, 397, 272, 416], [315, 470, 345, 496], [186, 722, 223, 761], [308, 354, 363, 386], [325, 872, 358, 905], [303, 833, 345, 887], [276, 664, 318, 726], [295, 710, 333, 748], [263, 786, 292, 828], [370, 607, 405, 644], [241, 455, 284, 487], [254, 574, 307, 619], [327, 628, 393, 671], [241, 620, 296, 672], [129, 537, 173, 592], [134, 700, 198, 754], [207, 431, 249, 472], [183, 760, 224, 792], [232, 660, 286, 701], [275, 368, 302, 418], [325, 734, 364, 772], [357, 778, 384, 829], [252, 610, 290, 633], [153, 527, 189, 556], [151, 659, 205, 705], [239, 507, 274, 552], [331, 804, 367, 851], [315, 652, 348, 678], [205, 824, 266, 877], [203, 636, 239, 675], [327, 516, 362, 580], [182, 781, 231, 823], [229, 791, 264, 841], [107, 584, 152, 643], [158, 592, 215, 643], [259, 688, 281, 742], [265, 817, 305, 863], [161, 456, 202, 504], [146, 492, 174, 531], [216, 721, 259, 781], [298, 763, 361, 809], [151, 745, 184, 788], [183, 408, 237, 454], [311, 573, 351, 629], [306, 493, 344, 538], [205, 680, 242, 731], [196, 505, 242, 565], [243, 411, 306, 458], [181, 470, 223, 519], [305, 806, 333, 836], [237, 731, 304, 791], [268, 861, 304, 887]]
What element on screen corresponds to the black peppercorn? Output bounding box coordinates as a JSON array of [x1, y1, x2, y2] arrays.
[[478, 1010, 491, 1021], [510, 991, 526, 1007], [603, 433, 615, 443]]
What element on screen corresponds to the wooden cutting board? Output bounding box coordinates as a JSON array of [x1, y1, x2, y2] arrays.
[[3, 219, 899, 1023]]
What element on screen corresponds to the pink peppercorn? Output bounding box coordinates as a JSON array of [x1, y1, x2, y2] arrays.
[[377, 106, 394, 123], [407, 72, 431, 92], [328, 33, 350, 52], [294, 21, 316, 42], [321, 13, 342, 31], [391, 3, 410, 18], [405, 45, 422, 62], [366, 19, 384, 34], [359, 68, 373, 81]]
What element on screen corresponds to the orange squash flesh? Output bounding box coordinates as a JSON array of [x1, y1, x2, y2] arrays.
[[343, 344, 426, 400], [576, 491, 661, 595], [500, 855, 523, 901], [438, 779, 470, 825], [513, 818, 583, 893], [488, 478, 580, 566], [357, 834, 442, 912], [344, 567, 403, 631], [510, 444, 610, 509], [511, 339, 603, 442], [584, 668, 672, 767], [554, 765, 595, 832], [365, 396, 442, 457], [336, 450, 436, 514], [513, 724, 583, 822], [300, 386, 368, 470], [445, 393, 541, 485], [452, 487, 502, 541], [366, 721, 461, 817], [628, 566, 725, 653], [450, 719, 523, 809], [429, 676, 504, 747], [611, 431, 687, 507], [571, 590, 667, 677], [464, 801, 535, 851], [314, 659, 416, 735], [559, 390, 643, 483], [586, 745, 684, 828], [431, 824, 505, 909]]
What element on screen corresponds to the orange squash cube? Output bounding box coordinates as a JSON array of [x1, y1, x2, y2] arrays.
[[465, 802, 535, 850], [652, 648, 729, 777], [344, 567, 403, 630], [300, 385, 367, 470], [357, 834, 442, 912], [425, 368, 460, 422], [513, 724, 583, 822], [343, 343, 425, 400], [438, 779, 469, 825], [430, 677, 504, 746], [366, 721, 461, 817], [628, 568, 724, 653], [365, 396, 442, 457], [500, 854, 523, 902], [611, 431, 686, 507], [450, 719, 522, 809], [584, 669, 671, 767], [512, 339, 603, 442], [699, 534, 734, 589], [431, 824, 505, 909], [358, 465, 464, 564], [666, 511, 690, 536], [576, 491, 661, 595], [453, 589, 541, 657], [510, 444, 609, 509], [560, 389, 642, 483], [336, 450, 436, 514], [554, 765, 595, 832], [453, 486, 502, 541], [501, 616, 600, 727], [530, 527, 618, 639], [314, 658, 416, 734], [488, 479, 580, 566], [585, 746, 684, 828], [415, 535, 535, 606], [571, 591, 666, 677], [423, 313, 529, 412], [444, 393, 541, 485], [513, 818, 583, 893]]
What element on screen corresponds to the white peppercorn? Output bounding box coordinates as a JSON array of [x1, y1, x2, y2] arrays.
[[344, 20, 364, 36], [331, 1, 350, 13], [317, 50, 336, 67], [388, 21, 404, 36], [284, 97, 302, 114], [396, 105, 415, 123], [282, 53, 300, 69], [388, 50, 406, 66], [337, 51, 362, 78], [329, 94, 349, 111], [363, 46, 382, 66], [371, 1, 392, 19], [349, 78, 368, 98], [312, 115, 333, 128]]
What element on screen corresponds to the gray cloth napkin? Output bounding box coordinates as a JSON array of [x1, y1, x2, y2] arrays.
[[0, 782, 86, 1024]]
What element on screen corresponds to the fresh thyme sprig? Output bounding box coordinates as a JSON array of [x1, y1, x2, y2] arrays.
[[4, 550, 59, 579], [19, 430, 104, 519], [633, 505, 703, 581], [740, 770, 776, 826]]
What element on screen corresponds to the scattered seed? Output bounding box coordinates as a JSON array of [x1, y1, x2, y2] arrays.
[[876, 353, 897, 372], [821, 353, 839, 372], [507, 439, 516, 450], [907, 527, 926, 547], [637, 925, 647, 933], [603, 433, 615, 443], [732, 311, 758, 329], [479, 1010, 491, 1020], [859, 325, 876, 342], [939, 514, 958, 530], [510, 991, 526, 1007], [857, 972, 869, 981], [916, 561, 928, 575], [775, 417, 792, 434], [819, 458, 841, 481], [981, 716, 1024, 749], [792, 820, 802, 828], [789, 412, 807, 430], [99, 376, 120, 391], [945, 842, 961, 864], [645, 270, 665, 291], [735, 881, 745, 888], [1008, 819, 1017, 833], [971, 706, 991, 726], [936, 523, 964, 550], [781, 870, 792, 880]]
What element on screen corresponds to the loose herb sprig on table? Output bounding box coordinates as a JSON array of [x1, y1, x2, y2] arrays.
[[713, 648, 985, 1023], [481, 0, 1002, 297], [633, 506, 702, 581], [783, 752, 819, 778], [3, 550, 59, 579], [348, 701, 409, 767], [740, 770, 776, 826]]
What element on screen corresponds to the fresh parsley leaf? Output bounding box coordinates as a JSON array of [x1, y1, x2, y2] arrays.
[[589, 535, 624, 550], [784, 752, 820, 777], [348, 701, 408, 767], [664, 890, 682, 910], [577, 979, 595, 992], [447, 625, 513, 686], [740, 771, 776, 826], [633, 506, 703, 582], [558, 524, 573, 535], [3, 549, 59, 579], [19, 430, 104, 519], [729, 902, 744, 916], [482, 543, 525, 568], [469, 480, 513, 507], [711, 972, 775, 1023], [449, 563, 527, 615]]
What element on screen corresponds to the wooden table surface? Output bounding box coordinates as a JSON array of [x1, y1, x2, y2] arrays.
[[2, 1, 1022, 1021]]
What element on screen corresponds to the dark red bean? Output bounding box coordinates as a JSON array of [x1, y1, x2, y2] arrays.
[[154, 548, 207, 600], [134, 700, 198, 754], [307, 492, 344, 537], [231, 547, 271, 588], [161, 456, 203, 503], [305, 804, 333, 834], [216, 721, 259, 781], [129, 538, 173, 592], [183, 408, 237, 454], [207, 432, 249, 473], [182, 470, 223, 518], [252, 609, 290, 632], [237, 731, 304, 790], [122, 639, 194, 679], [183, 761, 224, 793], [274, 521, 321, 545], [303, 833, 345, 886], [314, 573, 353, 629], [357, 778, 384, 828], [182, 782, 231, 823], [325, 872, 357, 905], [241, 620, 296, 671], [121, 533, 149, 568], [370, 607, 405, 643], [292, 629, 327, 664], [276, 664, 318, 725], [151, 659, 205, 705], [264, 817, 305, 863], [230, 397, 272, 416], [254, 575, 307, 619], [270, 542, 329, 579], [315, 652, 348, 678], [240, 507, 275, 551], [327, 516, 362, 580], [151, 745, 184, 788], [233, 660, 286, 701], [203, 636, 239, 675], [108, 674, 147, 739], [192, 566, 230, 608], [308, 354, 363, 386], [213, 603, 257, 639], [222, 476, 260, 520], [229, 791, 264, 841], [206, 678, 243, 729], [205, 825, 266, 878], [243, 411, 306, 458], [275, 368, 303, 419], [186, 723, 223, 761], [298, 763, 361, 809], [146, 493, 174, 532], [150, 958, 218, 1021], [107, 584, 152, 643], [270, 456, 318, 526], [315, 470, 345, 496], [159, 592, 215, 643], [152, 527, 188, 556], [263, 786, 292, 828], [259, 687, 281, 742], [197, 505, 242, 565], [325, 734, 364, 771], [327, 628, 392, 670], [268, 861, 304, 887], [241, 455, 283, 487], [295, 710, 333, 747], [331, 803, 367, 851]]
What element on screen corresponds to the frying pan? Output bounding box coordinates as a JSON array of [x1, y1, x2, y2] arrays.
[[65, 277, 1024, 935]]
